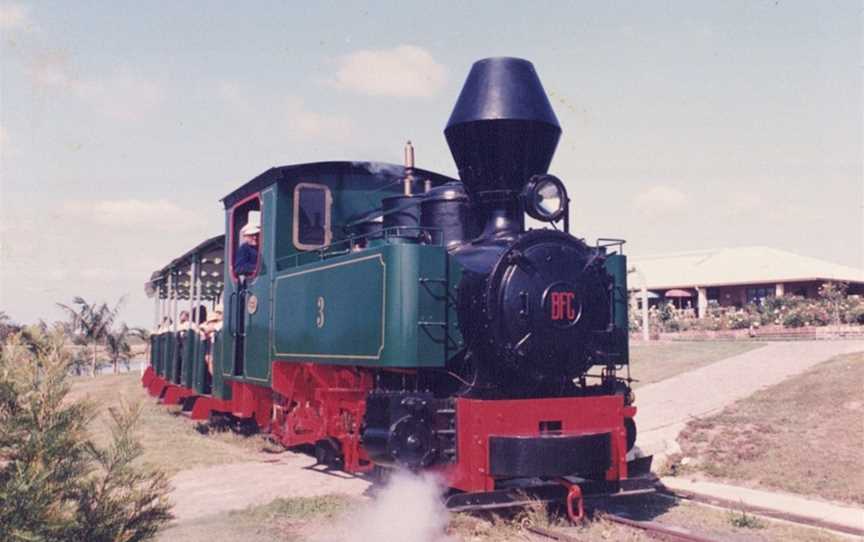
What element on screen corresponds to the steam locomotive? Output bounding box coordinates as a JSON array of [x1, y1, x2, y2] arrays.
[[143, 57, 654, 517]]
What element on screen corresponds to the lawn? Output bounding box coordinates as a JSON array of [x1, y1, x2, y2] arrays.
[[627, 340, 765, 388], [159, 493, 847, 542], [673, 351, 864, 504], [68, 372, 264, 476]]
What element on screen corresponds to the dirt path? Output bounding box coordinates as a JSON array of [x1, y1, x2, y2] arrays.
[[168, 451, 373, 523], [634, 340, 864, 462]]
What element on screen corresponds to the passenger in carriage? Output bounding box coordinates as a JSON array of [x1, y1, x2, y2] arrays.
[[234, 223, 259, 276], [177, 310, 192, 332], [158, 317, 172, 333], [202, 305, 223, 378], [196, 305, 208, 326]]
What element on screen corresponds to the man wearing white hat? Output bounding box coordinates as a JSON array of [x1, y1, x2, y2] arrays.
[[234, 223, 260, 276]]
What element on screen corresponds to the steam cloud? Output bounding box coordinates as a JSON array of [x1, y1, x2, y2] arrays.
[[315, 471, 453, 542]]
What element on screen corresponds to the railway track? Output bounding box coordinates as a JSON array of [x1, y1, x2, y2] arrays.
[[524, 515, 725, 542], [522, 486, 864, 542], [657, 486, 864, 538]]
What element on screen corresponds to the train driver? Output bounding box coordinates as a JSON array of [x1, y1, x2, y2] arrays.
[[234, 223, 260, 276]]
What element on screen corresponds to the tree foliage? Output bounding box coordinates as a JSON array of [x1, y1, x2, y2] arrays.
[[0, 329, 172, 541], [57, 297, 125, 377], [0, 311, 22, 346], [105, 324, 134, 375]]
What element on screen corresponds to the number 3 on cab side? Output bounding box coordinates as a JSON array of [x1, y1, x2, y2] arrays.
[[316, 296, 325, 328]]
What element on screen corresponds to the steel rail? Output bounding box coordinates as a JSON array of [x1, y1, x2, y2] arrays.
[[657, 487, 864, 538], [522, 516, 723, 542], [604, 513, 724, 542], [523, 524, 581, 542]]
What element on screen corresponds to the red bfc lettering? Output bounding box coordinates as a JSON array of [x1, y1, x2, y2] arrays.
[[550, 291, 576, 321]]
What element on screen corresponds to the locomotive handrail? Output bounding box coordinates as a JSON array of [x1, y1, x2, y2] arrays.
[[596, 238, 626, 253], [274, 226, 446, 270]]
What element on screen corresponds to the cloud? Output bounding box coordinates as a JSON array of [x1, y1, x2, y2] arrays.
[[27, 50, 74, 87], [284, 95, 353, 139], [0, 3, 30, 30], [1, 199, 217, 325], [28, 54, 163, 121], [61, 199, 206, 231], [330, 45, 447, 98], [632, 185, 689, 216], [218, 81, 353, 142], [725, 190, 762, 216], [74, 71, 164, 121]]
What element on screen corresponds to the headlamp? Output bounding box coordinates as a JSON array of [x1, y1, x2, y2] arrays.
[[522, 174, 568, 222]]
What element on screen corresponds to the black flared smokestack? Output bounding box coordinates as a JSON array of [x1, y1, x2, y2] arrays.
[[445, 58, 560, 195], [445, 58, 561, 237]]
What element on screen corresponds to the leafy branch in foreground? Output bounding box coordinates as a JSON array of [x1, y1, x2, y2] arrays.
[[0, 328, 173, 542]]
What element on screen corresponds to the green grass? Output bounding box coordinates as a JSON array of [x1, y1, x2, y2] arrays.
[[232, 495, 351, 523], [161, 492, 848, 542], [157, 495, 352, 542], [676, 351, 864, 504], [68, 372, 263, 476], [628, 341, 765, 388]]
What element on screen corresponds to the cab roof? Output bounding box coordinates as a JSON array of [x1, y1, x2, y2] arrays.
[[221, 161, 458, 209]]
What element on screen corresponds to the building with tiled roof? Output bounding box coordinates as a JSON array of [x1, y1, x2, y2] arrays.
[[628, 247, 864, 317]]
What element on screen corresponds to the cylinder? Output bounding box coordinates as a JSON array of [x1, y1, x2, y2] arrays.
[[382, 194, 422, 240], [420, 182, 472, 247]]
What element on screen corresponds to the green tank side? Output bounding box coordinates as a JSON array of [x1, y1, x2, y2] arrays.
[[604, 253, 630, 363], [272, 243, 450, 368]]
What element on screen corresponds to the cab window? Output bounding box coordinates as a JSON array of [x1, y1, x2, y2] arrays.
[[230, 198, 261, 280], [292, 183, 332, 250]]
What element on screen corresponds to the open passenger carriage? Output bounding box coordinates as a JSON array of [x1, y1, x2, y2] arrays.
[[142, 235, 225, 406]]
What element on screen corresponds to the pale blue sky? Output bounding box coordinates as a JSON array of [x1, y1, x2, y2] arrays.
[[1, 1, 861, 326]]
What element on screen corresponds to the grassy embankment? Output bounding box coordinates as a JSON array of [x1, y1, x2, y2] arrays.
[[669, 351, 864, 505], [68, 372, 263, 476]]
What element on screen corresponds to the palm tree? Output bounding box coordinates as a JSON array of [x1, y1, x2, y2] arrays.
[[128, 326, 151, 372], [105, 323, 134, 374], [57, 296, 125, 377]]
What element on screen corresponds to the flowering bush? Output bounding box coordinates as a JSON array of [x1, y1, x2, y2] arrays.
[[631, 282, 864, 334], [844, 297, 864, 324], [782, 301, 831, 327], [724, 310, 759, 330]]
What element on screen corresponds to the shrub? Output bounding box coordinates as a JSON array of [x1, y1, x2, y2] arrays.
[[781, 301, 831, 327], [0, 330, 172, 542], [725, 310, 757, 330], [665, 319, 683, 332], [843, 296, 864, 325], [818, 282, 848, 325]]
